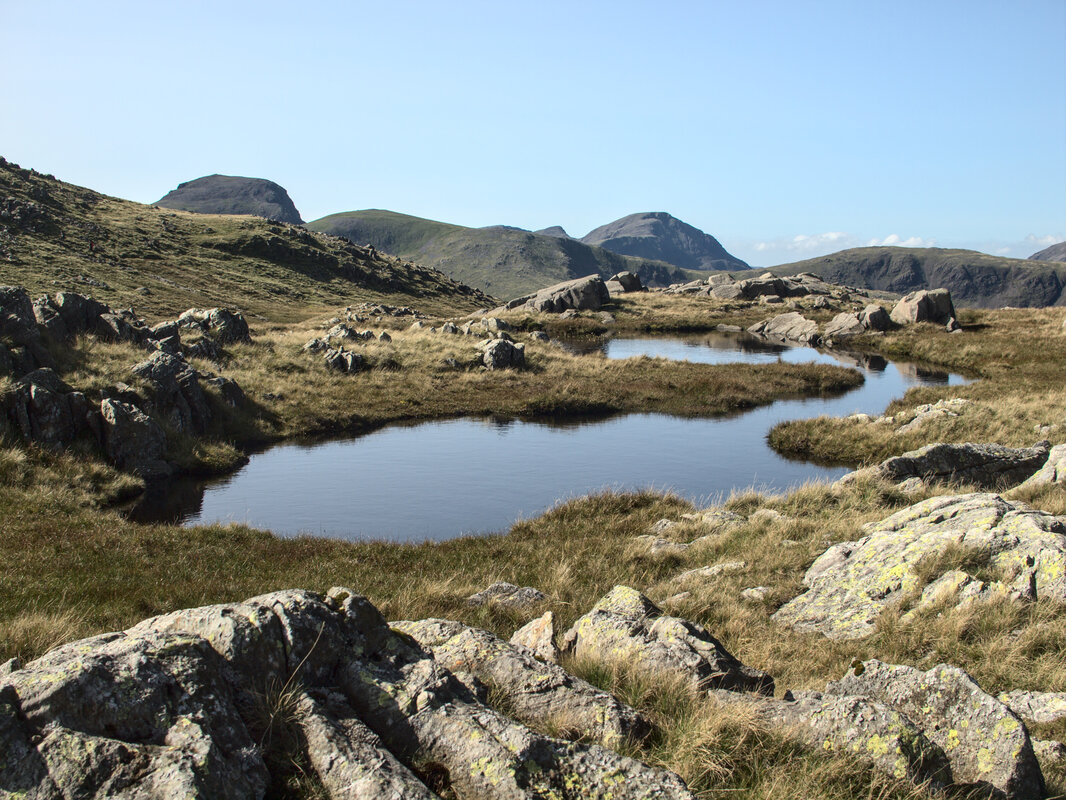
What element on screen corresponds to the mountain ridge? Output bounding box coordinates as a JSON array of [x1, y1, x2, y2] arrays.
[[765, 246, 1066, 308], [307, 209, 691, 298], [581, 211, 749, 271]]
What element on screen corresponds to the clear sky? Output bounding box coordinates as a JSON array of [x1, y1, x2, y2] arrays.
[[2, 0, 1063, 266]]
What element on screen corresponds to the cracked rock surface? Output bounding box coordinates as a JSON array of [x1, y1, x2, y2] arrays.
[[0, 588, 695, 799]]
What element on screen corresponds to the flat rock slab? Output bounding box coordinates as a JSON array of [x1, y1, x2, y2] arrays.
[[773, 493, 1066, 640], [466, 582, 546, 610]]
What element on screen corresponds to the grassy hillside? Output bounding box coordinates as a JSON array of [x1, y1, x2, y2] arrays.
[[764, 246, 1066, 308], [307, 209, 689, 298], [0, 159, 491, 322]]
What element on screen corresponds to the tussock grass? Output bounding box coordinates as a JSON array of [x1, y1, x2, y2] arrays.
[[770, 308, 1066, 466]]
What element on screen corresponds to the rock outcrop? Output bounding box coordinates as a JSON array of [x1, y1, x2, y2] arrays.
[[99, 397, 170, 477], [503, 275, 611, 314], [131, 351, 212, 434], [561, 586, 774, 695], [773, 493, 1066, 640], [828, 661, 1044, 799], [479, 338, 525, 370], [841, 441, 1051, 490], [0, 588, 696, 799], [178, 307, 251, 344], [393, 618, 651, 748], [1018, 443, 1066, 489]]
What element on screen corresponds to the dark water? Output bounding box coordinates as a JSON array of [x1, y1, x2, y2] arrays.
[[128, 333, 965, 542]]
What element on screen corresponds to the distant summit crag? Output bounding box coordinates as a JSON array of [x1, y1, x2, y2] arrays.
[[581, 212, 749, 271], [156, 174, 304, 225]]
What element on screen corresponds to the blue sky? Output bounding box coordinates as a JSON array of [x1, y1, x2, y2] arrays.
[[2, 0, 1063, 266]]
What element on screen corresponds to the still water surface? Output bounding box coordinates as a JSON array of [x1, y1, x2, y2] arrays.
[[129, 333, 965, 541]]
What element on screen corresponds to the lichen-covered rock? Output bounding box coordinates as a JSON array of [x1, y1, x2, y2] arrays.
[[466, 582, 545, 610], [561, 586, 774, 695], [510, 611, 559, 663], [393, 618, 650, 748], [1019, 443, 1066, 489], [295, 688, 441, 799], [890, 288, 956, 326], [773, 493, 1066, 639], [2, 588, 697, 799], [709, 688, 951, 788], [100, 397, 170, 477], [827, 661, 1044, 799], [998, 691, 1066, 726], [842, 441, 1050, 490]]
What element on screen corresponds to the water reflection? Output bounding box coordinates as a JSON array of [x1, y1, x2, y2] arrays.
[[127, 333, 965, 541]]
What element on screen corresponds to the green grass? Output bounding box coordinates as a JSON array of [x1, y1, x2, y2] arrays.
[[0, 159, 491, 322], [307, 209, 688, 298]]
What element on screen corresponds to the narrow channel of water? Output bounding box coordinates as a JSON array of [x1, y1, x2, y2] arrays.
[[128, 333, 965, 542]]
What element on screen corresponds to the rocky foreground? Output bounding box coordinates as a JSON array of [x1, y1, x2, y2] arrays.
[[4, 486, 1066, 800]]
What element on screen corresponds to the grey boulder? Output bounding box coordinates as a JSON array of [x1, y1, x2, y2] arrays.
[[827, 661, 1044, 799], [561, 585, 774, 695], [890, 288, 956, 326]]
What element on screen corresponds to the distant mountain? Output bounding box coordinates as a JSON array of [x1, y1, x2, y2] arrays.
[[768, 247, 1066, 308], [1029, 241, 1066, 262], [580, 212, 749, 271], [535, 226, 572, 239], [156, 175, 304, 225], [307, 210, 689, 298]]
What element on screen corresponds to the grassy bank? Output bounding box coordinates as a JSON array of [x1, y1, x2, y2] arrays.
[[768, 307, 1066, 466]]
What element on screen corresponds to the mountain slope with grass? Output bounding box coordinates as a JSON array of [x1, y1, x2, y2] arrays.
[[156, 174, 305, 224], [0, 158, 491, 322], [766, 246, 1066, 308], [1029, 240, 1066, 263], [581, 211, 750, 271], [306, 209, 689, 298]]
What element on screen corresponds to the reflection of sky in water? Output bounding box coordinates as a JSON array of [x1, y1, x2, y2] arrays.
[[161, 336, 965, 542]]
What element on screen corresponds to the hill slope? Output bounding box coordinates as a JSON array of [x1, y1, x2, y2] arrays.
[[766, 246, 1066, 308], [156, 174, 305, 225], [0, 158, 490, 322], [307, 210, 689, 297], [581, 212, 749, 271], [1029, 241, 1066, 262]]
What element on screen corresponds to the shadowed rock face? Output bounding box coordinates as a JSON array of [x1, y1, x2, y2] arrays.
[[156, 175, 304, 225], [0, 588, 697, 799], [581, 212, 750, 271]]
